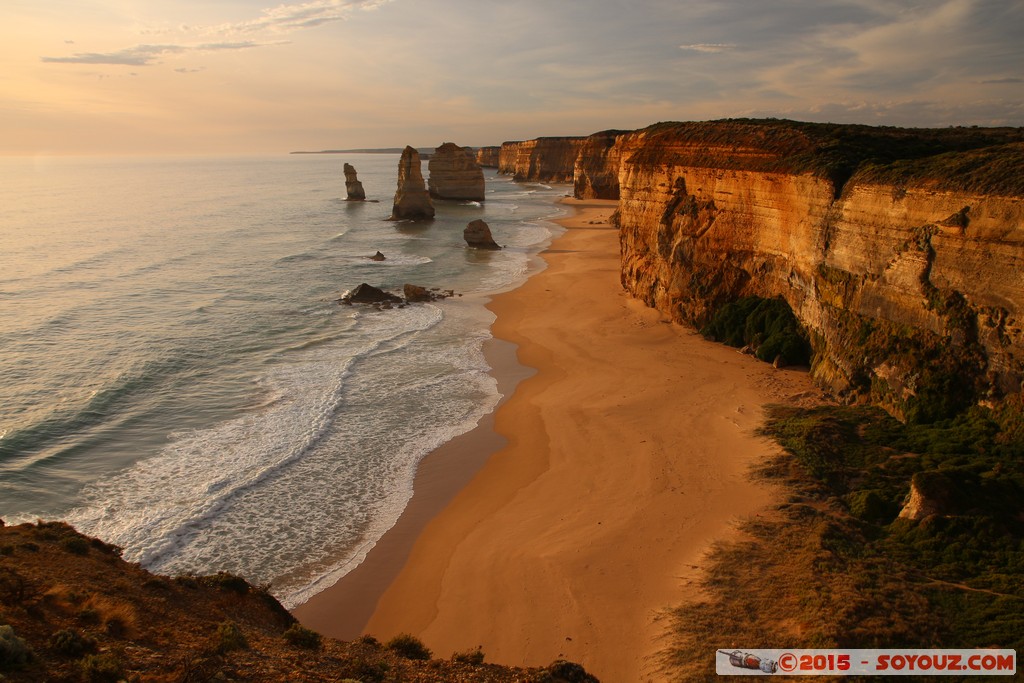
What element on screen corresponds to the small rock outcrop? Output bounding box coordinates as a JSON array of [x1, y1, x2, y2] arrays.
[[403, 284, 454, 302], [343, 163, 366, 201], [464, 219, 501, 249], [428, 143, 485, 201], [340, 283, 402, 305], [390, 146, 434, 220], [369, 251, 386, 261]]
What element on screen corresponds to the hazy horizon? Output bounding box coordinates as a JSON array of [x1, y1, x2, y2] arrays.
[[4, 0, 1023, 156]]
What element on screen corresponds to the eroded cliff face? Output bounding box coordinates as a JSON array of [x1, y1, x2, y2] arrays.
[[573, 130, 629, 200], [611, 121, 1024, 419], [498, 137, 587, 182], [475, 146, 501, 168]]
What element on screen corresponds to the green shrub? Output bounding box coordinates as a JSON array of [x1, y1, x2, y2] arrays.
[[536, 659, 599, 682], [700, 296, 812, 366], [198, 571, 250, 594], [283, 623, 321, 650], [452, 646, 485, 665], [357, 634, 381, 648], [847, 489, 894, 523], [61, 536, 90, 555], [49, 628, 97, 658], [0, 624, 33, 670], [385, 633, 431, 660], [216, 621, 248, 653], [79, 653, 124, 683]]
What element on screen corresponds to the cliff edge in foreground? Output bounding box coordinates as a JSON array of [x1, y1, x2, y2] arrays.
[[0, 521, 596, 682]]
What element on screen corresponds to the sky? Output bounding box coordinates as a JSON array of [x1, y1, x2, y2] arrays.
[[2, 0, 1022, 155]]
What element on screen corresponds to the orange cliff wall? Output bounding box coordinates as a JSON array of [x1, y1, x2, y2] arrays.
[[611, 122, 1024, 419], [498, 137, 587, 182], [492, 121, 1024, 417]]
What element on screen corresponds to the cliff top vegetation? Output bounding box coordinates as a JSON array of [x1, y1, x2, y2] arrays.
[[632, 119, 1024, 196]]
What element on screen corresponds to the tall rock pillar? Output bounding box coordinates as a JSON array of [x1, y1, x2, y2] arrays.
[[343, 163, 366, 201], [390, 146, 435, 220]]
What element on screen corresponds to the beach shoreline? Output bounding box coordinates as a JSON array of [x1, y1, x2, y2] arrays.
[[295, 197, 819, 680]]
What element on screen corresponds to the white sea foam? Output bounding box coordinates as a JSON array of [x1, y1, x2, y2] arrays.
[[1, 155, 566, 608], [66, 305, 445, 572]]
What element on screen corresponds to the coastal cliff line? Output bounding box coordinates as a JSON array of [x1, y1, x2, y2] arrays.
[[500, 120, 1024, 421]]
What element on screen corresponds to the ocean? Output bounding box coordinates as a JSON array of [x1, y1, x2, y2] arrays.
[[0, 153, 566, 607]]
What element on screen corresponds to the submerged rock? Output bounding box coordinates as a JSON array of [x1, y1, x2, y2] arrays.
[[369, 251, 386, 261], [464, 219, 501, 249], [390, 146, 434, 220], [428, 142, 485, 201], [404, 284, 455, 303], [340, 283, 402, 305], [343, 163, 366, 201]]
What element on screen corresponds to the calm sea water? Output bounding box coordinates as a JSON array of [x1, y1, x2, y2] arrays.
[[0, 153, 566, 607]]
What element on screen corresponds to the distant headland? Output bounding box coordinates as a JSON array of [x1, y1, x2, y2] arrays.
[[290, 147, 436, 155]]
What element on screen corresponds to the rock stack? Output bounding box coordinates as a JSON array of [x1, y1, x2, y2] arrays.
[[390, 146, 434, 220], [428, 143, 485, 201], [464, 219, 501, 249], [343, 163, 366, 201]]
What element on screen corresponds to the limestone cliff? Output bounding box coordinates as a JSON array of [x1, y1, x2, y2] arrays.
[[427, 142, 485, 201], [343, 162, 365, 201], [610, 120, 1024, 420], [498, 137, 587, 182], [390, 146, 434, 220], [475, 146, 501, 168], [573, 130, 629, 200]]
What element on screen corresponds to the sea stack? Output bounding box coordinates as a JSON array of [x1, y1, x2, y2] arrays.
[[390, 146, 434, 220], [428, 142, 485, 201], [343, 163, 366, 201], [464, 219, 501, 249]]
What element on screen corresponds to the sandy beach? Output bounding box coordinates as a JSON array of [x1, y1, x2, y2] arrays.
[[296, 198, 818, 681]]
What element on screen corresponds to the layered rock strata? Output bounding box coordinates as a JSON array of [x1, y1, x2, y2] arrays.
[[343, 163, 366, 201], [610, 120, 1024, 419], [573, 130, 629, 199], [475, 146, 501, 168], [498, 137, 587, 182], [390, 146, 434, 220], [427, 142, 485, 201]]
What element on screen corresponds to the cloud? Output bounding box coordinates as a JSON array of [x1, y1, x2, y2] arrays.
[[41, 41, 279, 66], [982, 78, 1023, 84], [175, 67, 207, 74], [679, 43, 735, 53], [208, 0, 392, 35], [41, 45, 187, 66], [41, 0, 386, 66]]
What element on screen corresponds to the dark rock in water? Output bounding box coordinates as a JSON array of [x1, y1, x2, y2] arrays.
[[403, 284, 455, 303], [341, 283, 402, 305], [369, 251, 386, 261], [343, 163, 366, 201], [464, 219, 501, 249], [390, 146, 434, 220], [404, 284, 432, 302]]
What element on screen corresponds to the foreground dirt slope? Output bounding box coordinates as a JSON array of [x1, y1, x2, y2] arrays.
[[0, 520, 596, 682]]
